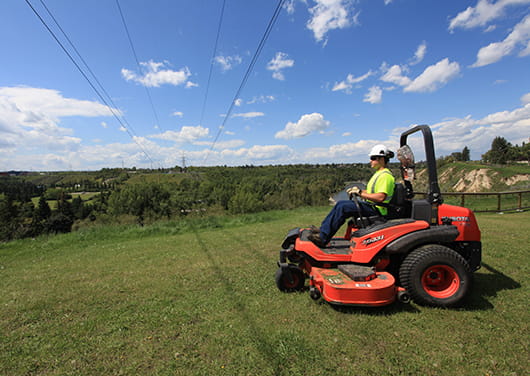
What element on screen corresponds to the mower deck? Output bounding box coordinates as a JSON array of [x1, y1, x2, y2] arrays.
[[310, 266, 397, 306]]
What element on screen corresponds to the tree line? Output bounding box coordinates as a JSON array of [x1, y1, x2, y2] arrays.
[[1, 136, 528, 242], [436, 137, 529, 167], [481, 136, 529, 165], [0, 164, 372, 242]]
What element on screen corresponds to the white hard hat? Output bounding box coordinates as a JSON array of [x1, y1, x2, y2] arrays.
[[369, 144, 392, 158]]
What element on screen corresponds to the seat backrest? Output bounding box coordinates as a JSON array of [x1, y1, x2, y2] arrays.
[[385, 183, 411, 219], [390, 183, 406, 206], [347, 183, 411, 232]]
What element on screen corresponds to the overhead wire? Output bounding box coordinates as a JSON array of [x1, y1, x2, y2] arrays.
[[203, 0, 285, 164], [198, 0, 226, 130], [115, 0, 162, 132], [24, 0, 156, 166], [27, 0, 285, 168], [37, 0, 117, 121]]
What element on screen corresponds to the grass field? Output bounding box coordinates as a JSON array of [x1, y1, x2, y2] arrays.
[[1, 207, 528, 375]]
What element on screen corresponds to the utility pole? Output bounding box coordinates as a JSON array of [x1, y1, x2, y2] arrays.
[[181, 154, 187, 173]]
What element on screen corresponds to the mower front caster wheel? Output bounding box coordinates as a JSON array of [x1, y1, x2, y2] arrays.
[[309, 286, 321, 300], [275, 265, 305, 292]]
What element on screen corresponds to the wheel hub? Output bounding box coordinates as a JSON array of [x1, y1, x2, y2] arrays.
[[421, 264, 460, 299]]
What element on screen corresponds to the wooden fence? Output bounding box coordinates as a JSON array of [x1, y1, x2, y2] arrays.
[[417, 190, 530, 213]]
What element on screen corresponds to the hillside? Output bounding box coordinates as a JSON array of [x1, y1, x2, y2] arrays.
[[414, 162, 530, 193]]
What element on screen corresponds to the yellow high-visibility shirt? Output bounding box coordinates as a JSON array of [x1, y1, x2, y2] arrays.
[[366, 168, 395, 215]]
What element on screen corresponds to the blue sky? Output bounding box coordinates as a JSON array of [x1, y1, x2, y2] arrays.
[[1, 0, 529, 170]]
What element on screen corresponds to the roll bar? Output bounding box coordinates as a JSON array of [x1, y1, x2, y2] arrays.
[[400, 125, 442, 205]]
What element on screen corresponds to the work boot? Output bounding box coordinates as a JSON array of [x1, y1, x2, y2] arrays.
[[310, 225, 320, 233], [308, 232, 326, 248]]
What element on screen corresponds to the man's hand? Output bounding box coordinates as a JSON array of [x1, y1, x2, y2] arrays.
[[347, 186, 361, 196]]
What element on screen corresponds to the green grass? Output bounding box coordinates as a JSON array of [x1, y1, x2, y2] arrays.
[[30, 192, 100, 210], [442, 191, 530, 212], [1, 207, 528, 375]]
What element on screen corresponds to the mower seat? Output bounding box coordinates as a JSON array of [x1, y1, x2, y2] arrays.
[[385, 183, 411, 219], [348, 215, 386, 229], [347, 183, 411, 230]]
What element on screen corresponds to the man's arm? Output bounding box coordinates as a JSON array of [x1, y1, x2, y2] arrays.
[[359, 191, 387, 203]]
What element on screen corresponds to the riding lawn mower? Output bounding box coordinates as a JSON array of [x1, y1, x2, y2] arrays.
[[275, 125, 482, 308]]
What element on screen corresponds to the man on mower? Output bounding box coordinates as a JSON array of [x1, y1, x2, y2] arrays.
[[309, 144, 395, 247]]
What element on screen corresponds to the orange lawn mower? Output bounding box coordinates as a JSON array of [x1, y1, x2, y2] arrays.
[[275, 125, 482, 308]]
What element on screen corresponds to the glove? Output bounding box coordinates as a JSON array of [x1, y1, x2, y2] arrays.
[[347, 186, 361, 196]]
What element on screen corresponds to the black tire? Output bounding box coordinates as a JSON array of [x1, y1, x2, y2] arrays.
[[399, 244, 472, 307], [275, 265, 305, 292]]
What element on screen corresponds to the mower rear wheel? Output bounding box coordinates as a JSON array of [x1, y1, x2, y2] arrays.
[[275, 265, 305, 292], [399, 245, 472, 307]]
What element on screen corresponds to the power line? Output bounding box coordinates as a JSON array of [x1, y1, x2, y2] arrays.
[[198, 0, 227, 129], [204, 0, 285, 164], [37, 0, 142, 143], [24, 0, 155, 166], [37, 0, 112, 116], [115, 0, 163, 132]]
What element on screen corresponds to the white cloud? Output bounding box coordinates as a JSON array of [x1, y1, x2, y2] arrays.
[[302, 100, 530, 163], [247, 95, 275, 104], [234, 98, 243, 107], [471, 14, 530, 67], [148, 125, 209, 143], [410, 41, 427, 65], [121, 60, 196, 88], [380, 64, 412, 87], [404, 58, 460, 93], [221, 144, 294, 161], [364, 86, 383, 104], [232, 112, 265, 119], [0, 86, 117, 159], [172, 111, 184, 117], [267, 52, 294, 80], [429, 102, 530, 156], [303, 139, 386, 162], [4, 97, 530, 169], [101, 121, 108, 128], [332, 70, 373, 93], [449, 0, 530, 31], [307, 0, 357, 43], [0, 86, 116, 119], [194, 139, 245, 149], [214, 55, 243, 72], [480, 102, 530, 125], [275, 112, 331, 139], [485, 24, 498, 32], [284, 0, 296, 14], [332, 81, 351, 92]]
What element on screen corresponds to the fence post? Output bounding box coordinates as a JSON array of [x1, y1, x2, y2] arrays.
[[518, 192, 522, 210], [460, 194, 465, 207], [497, 194, 501, 212]]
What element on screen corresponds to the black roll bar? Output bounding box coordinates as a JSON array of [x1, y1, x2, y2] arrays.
[[400, 125, 442, 205]]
